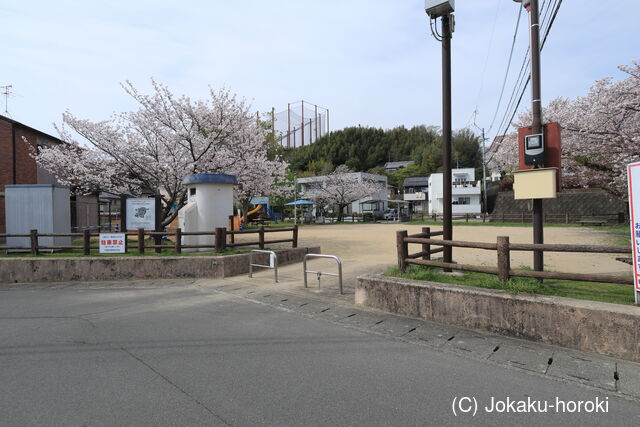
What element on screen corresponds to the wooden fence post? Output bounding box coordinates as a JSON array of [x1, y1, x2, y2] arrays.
[[565, 213, 569, 224], [137, 228, 145, 254], [174, 228, 182, 254], [83, 229, 91, 256], [521, 212, 525, 223], [292, 224, 299, 248], [259, 226, 265, 249], [215, 227, 226, 252], [465, 213, 469, 223], [30, 229, 38, 255], [422, 227, 431, 260], [497, 236, 511, 282], [154, 195, 162, 253], [228, 215, 235, 245], [396, 230, 408, 272]]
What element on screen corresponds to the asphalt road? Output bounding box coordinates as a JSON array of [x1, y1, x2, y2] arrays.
[[1, 280, 639, 426]]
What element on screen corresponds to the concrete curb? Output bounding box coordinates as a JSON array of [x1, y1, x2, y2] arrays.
[[0, 246, 320, 284], [355, 274, 640, 363]]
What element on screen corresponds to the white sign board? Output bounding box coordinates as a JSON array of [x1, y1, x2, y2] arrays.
[[628, 161, 640, 303], [126, 198, 156, 230], [99, 233, 126, 254]]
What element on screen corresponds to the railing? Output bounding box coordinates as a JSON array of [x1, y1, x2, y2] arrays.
[[0, 225, 298, 256], [396, 227, 634, 285], [404, 212, 627, 224], [303, 254, 344, 295], [488, 212, 626, 224]]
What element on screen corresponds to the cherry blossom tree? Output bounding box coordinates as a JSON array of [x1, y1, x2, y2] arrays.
[[488, 61, 640, 197], [302, 165, 386, 221], [33, 80, 290, 226]]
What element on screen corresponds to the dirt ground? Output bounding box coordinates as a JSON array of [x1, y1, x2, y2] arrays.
[[288, 223, 631, 283]]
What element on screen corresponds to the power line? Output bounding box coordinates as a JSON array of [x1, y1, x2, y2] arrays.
[[486, 6, 523, 136], [473, 0, 503, 109], [487, 0, 564, 165]]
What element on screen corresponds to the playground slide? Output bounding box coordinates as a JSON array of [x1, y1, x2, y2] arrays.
[[247, 204, 262, 217], [265, 206, 277, 222]]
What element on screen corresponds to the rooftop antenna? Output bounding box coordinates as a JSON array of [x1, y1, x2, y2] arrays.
[[1, 84, 13, 115]]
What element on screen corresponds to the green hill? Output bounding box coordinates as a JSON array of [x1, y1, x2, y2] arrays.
[[285, 125, 482, 183]]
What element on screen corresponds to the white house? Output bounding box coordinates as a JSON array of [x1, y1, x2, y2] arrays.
[[402, 177, 429, 213], [297, 172, 388, 215], [428, 168, 482, 214]]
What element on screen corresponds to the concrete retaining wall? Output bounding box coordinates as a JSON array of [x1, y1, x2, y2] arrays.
[[0, 246, 320, 284], [356, 274, 640, 362]]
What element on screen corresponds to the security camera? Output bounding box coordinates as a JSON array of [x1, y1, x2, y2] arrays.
[[425, 0, 455, 18]]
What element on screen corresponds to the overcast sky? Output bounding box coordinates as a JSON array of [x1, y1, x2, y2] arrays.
[[1, 0, 638, 144]]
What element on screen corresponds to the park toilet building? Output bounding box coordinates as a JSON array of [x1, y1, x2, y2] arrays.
[[178, 174, 237, 251]]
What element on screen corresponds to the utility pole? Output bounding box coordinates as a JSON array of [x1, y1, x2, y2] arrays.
[[472, 112, 489, 214], [425, 1, 455, 270], [481, 128, 488, 212], [516, 0, 544, 273], [441, 13, 454, 269]]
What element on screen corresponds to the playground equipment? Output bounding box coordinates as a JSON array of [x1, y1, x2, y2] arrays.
[[246, 203, 277, 223], [303, 254, 344, 295], [248, 249, 278, 282], [179, 174, 237, 251]]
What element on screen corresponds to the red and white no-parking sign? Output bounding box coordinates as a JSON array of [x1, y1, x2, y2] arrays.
[[628, 161, 640, 303]]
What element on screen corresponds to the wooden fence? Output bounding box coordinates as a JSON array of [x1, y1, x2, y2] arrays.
[[404, 212, 626, 224], [0, 225, 298, 256], [396, 227, 633, 285]]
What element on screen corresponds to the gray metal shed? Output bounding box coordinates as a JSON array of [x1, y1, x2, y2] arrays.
[[6, 184, 71, 251]]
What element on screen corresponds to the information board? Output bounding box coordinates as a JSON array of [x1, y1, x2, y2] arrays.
[[126, 198, 156, 231], [99, 233, 126, 254], [627, 161, 640, 303]]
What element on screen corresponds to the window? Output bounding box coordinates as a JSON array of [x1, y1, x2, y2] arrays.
[[190, 188, 196, 196], [457, 197, 471, 205]]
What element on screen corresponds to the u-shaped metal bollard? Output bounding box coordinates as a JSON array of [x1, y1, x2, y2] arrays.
[[249, 250, 278, 282], [303, 254, 343, 295]]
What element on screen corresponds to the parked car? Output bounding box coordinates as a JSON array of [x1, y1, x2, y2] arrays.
[[383, 209, 397, 220]]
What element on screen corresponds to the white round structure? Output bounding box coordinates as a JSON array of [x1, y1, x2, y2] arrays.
[[178, 174, 237, 251]]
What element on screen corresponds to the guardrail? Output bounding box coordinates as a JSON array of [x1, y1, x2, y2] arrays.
[[248, 250, 278, 282], [396, 227, 633, 285], [0, 225, 298, 256], [303, 254, 344, 295]]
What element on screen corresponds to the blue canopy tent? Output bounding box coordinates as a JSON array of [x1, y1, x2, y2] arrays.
[[285, 200, 314, 206]]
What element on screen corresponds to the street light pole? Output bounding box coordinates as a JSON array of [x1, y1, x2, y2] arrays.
[[516, 0, 544, 273], [441, 14, 453, 269], [425, 1, 455, 269]]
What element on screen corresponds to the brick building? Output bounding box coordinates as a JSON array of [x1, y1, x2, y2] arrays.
[[0, 114, 64, 234]]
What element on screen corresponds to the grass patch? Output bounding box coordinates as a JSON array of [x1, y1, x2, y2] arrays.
[[597, 224, 632, 246], [385, 264, 636, 306]]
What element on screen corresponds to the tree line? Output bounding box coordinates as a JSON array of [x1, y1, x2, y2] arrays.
[[285, 125, 483, 186]]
